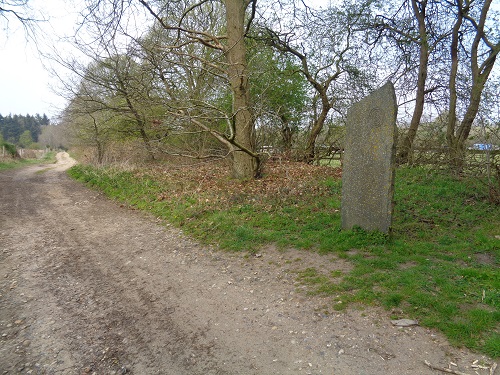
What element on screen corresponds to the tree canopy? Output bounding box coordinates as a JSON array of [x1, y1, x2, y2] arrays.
[[48, 0, 499, 175], [0, 113, 50, 146]]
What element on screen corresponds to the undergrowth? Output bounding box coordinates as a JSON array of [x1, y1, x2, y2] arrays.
[[68, 161, 500, 358]]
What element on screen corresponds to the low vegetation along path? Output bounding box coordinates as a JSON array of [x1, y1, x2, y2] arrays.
[[0, 152, 493, 374]]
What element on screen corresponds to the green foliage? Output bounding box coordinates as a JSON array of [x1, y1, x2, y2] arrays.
[[2, 142, 17, 157], [68, 163, 500, 357], [247, 43, 308, 150], [0, 113, 49, 145], [0, 159, 24, 171], [18, 130, 33, 148], [0, 150, 56, 171]]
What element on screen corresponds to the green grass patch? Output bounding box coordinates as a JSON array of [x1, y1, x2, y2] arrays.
[[67, 162, 500, 357], [0, 151, 56, 171]]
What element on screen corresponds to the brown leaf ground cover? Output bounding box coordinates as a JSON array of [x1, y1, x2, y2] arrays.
[[151, 159, 342, 208]]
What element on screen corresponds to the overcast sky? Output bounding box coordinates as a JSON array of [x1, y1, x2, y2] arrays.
[[0, 0, 79, 119], [0, 0, 332, 120]]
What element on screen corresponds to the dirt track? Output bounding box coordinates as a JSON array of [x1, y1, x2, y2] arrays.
[[0, 153, 495, 374]]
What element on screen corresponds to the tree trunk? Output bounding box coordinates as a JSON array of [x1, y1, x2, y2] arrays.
[[457, 74, 489, 144], [139, 127, 155, 160], [280, 115, 293, 154], [447, 0, 498, 171], [120, 78, 156, 161], [455, 0, 497, 150], [397, 0, 428, 165], [224, 0, 257, 179], [446, 0, 463, 169], [91, 117, 105, 164], [303, 105, 329, 164]]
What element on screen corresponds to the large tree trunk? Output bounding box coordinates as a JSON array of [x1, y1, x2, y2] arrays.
[[397, 0, 428, 165], [225, 0, 258, 179]]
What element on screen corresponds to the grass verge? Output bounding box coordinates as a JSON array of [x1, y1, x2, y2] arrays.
[[0, 152, 57, 171], [68, 161, 500, 358]]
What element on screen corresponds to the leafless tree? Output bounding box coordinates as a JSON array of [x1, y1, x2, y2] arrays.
[[55, 32, 161, 160], [260, 0, 375, 163], [0, 0, 47, 43], [446, 0, 500, 170], [373, 0, 452, 165], [75, 0, 261, 178]]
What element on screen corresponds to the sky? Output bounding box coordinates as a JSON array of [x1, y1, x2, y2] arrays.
[[1, 1, 498, 123], [0, 0, 332, 121], [0, 0, 79, 119]]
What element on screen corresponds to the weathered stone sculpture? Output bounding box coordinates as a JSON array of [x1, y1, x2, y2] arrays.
[[341, 82, 397, 233]]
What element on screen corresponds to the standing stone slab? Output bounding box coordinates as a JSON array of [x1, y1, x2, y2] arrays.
[[341, 82, 397, 233]]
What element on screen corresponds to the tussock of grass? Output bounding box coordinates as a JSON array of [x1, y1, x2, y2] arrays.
[[0, 152, 56, 171], [0, 158, 36, 170], [68, 161, 500, 358]]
